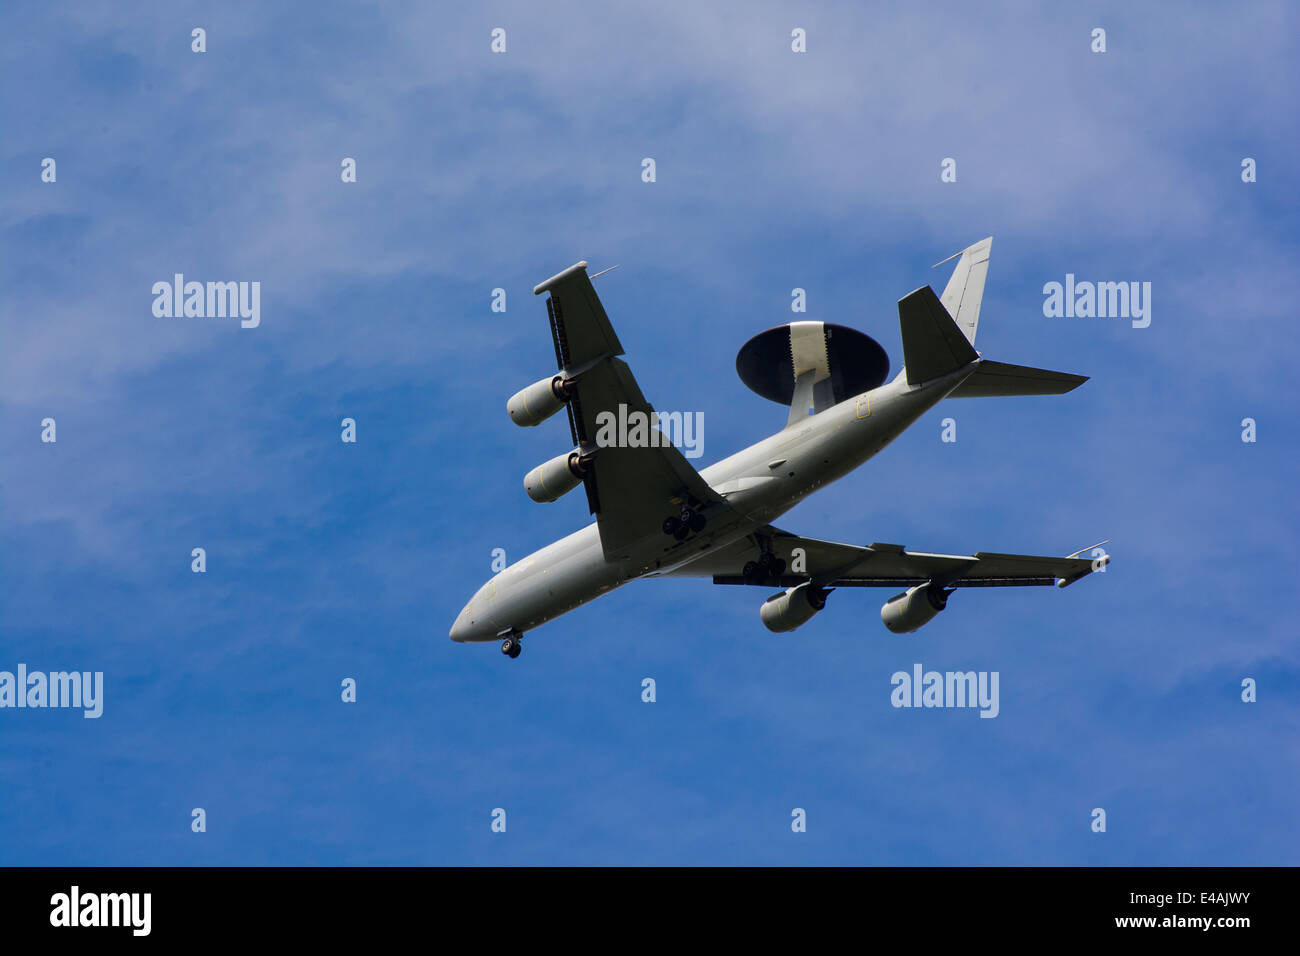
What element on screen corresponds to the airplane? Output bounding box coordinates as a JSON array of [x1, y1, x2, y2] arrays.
[[450, 238, 1109, 658]]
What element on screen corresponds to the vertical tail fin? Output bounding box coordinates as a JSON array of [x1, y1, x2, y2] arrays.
[[934, 236, 992, 346], [912, 236, 1088, 398]]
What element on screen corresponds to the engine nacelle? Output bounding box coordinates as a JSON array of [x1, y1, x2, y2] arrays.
[[507, 375, 572, 428], [760, 582, 829, 633], [880, 583, 949, 634], [524, 450, 587, 503]]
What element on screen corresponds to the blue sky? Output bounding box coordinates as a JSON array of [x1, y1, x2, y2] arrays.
[[2, 1, 1297, 864]]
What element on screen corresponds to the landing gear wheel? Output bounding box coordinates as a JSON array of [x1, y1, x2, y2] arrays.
[[753, 550, 783, 585], [688, 511, 707, 533], [673, 524, 690, 541], [662, 516, 682, 536], [501, 636, 521, 658], [742, 561, 759, 585]]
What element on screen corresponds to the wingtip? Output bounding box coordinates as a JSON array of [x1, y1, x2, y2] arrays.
[[1065, 538, 1110, 560], [533, 261, 590, 296]]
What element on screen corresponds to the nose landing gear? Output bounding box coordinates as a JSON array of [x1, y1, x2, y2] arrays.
[[500, 634, 522, 659]]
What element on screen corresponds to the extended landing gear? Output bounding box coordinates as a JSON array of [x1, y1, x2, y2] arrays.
[[743, 549, 786, 587], [662, 505, 707, 540], [500, 635, 522, 659]]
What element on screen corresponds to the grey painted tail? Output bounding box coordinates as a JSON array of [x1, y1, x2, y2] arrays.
[[935, 236, 992, 346], [897, 285, 978, 385], [901, 236, 1086, 397]]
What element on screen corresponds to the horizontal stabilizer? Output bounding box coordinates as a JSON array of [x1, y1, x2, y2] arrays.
[[947, 360, 1088, 398], [898, 286, 978, 385]]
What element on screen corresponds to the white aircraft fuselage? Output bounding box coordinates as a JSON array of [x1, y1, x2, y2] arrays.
[[449, 363, 972, 643]]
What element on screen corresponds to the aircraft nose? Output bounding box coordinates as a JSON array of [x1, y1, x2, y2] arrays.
[[449, 603, 473, 642]]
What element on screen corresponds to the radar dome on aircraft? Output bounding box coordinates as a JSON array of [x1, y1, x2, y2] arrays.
[[735, 321, 890, 409]]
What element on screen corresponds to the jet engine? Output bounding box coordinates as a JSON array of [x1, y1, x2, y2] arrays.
[[880, 583, 949, 634], [507, 375, 572, 427], [524, 450, 588, 503], [760, 582, 829, 633]]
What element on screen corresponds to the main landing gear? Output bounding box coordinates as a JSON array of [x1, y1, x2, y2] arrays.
[[742, 549, 786, 587], [662, 505, 707, 541], [500, 635, 522, 659]]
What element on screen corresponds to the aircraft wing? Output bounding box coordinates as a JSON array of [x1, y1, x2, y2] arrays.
[[534, 262, 730, 557], [657, 526, 1107, 589]]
